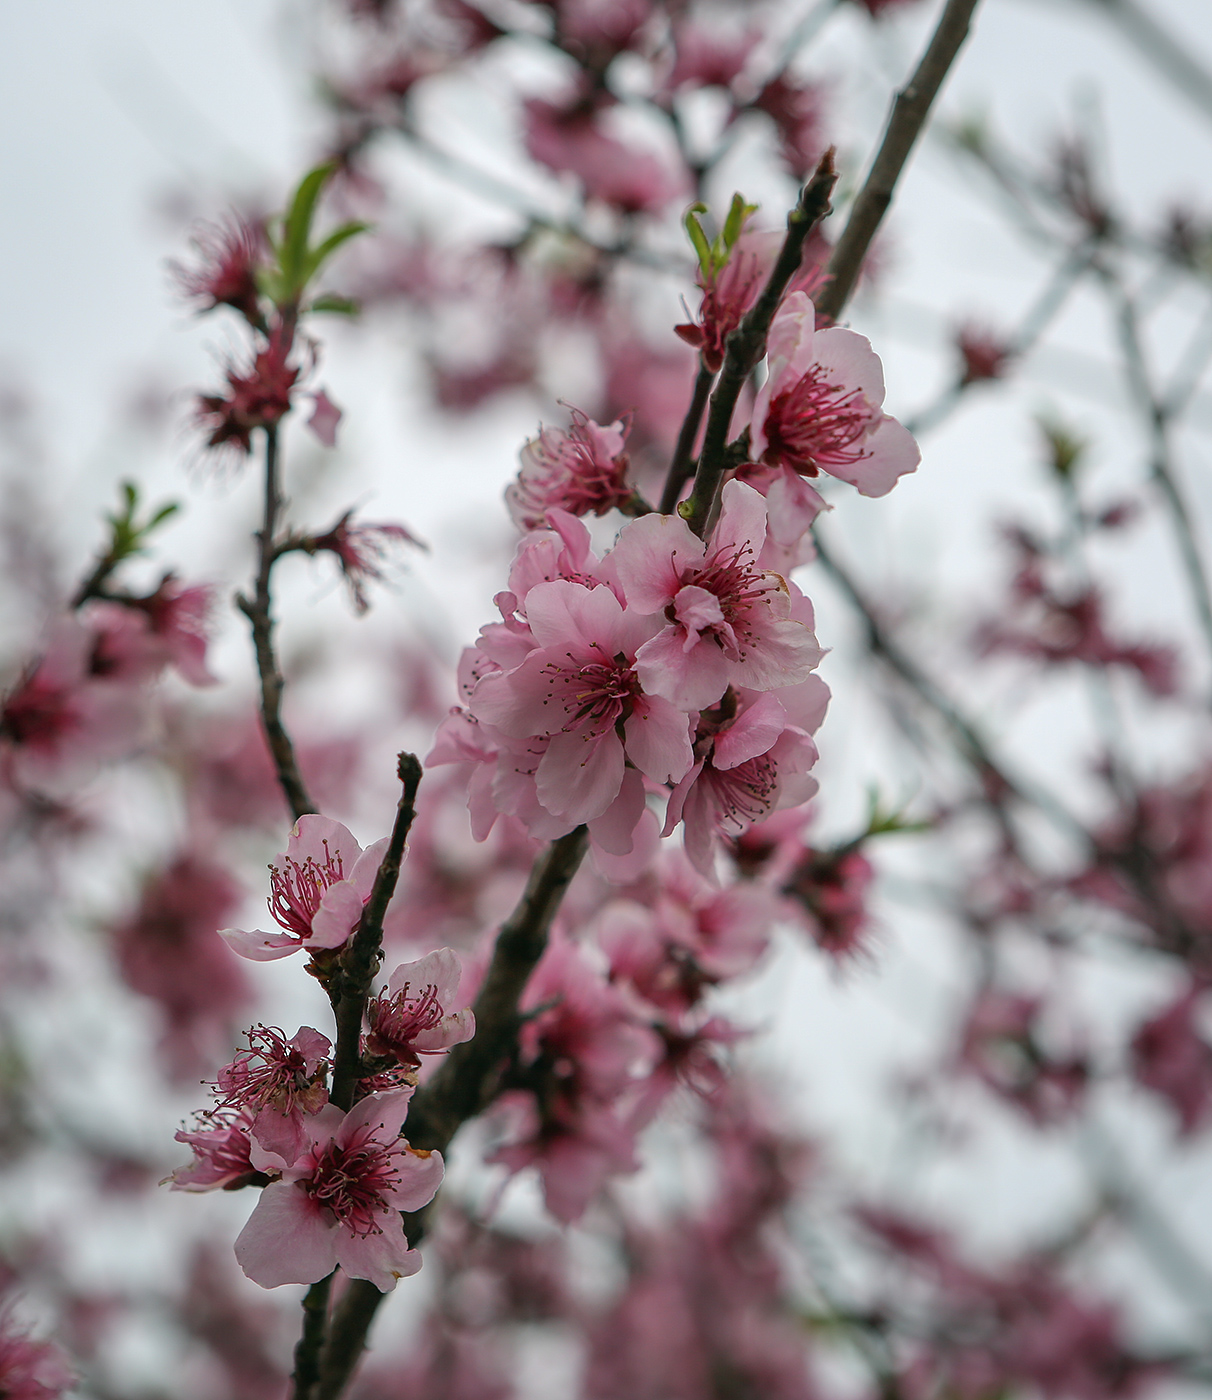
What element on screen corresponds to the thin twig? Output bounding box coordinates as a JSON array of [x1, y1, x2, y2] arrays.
[[1103, 269, 1212, 672], [315, 824, 589, 1400], [236, 424, 316, 822], [328, 753, 424, 1111], [290, 1274, 335, 1400], [816, 0, 981, 323], [684, 151, 838, 538], [659, 360, 716, 513]]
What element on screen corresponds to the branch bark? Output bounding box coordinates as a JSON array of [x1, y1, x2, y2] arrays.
[[815, 0, 981, 324], [237, 424, 316, 822], [314, 824, 589, 1400], [683, 151, 838, 539]]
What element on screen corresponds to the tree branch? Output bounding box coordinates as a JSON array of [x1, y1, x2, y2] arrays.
[[683, 151, 838, 539], [314, 824, 589, 1400], [659, 361, 716, 514], [327, 753, 424, 1111], [236, 424, 316, 822], [815, 0, 981, 323]]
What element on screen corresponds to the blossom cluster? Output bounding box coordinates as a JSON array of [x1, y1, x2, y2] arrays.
[[430, 286, 917, 880], [172, 817, 477, 1291]]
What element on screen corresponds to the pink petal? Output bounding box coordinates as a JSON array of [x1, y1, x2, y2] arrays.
[[832, 414, 919, 497], [524, 580, 627, 651], [235, 1182, 337, 1287], [586, 766, 647, 856], [307, 389, 343, 448], [634, 626, 731, 710], [349, 837, 389, 899], [609, 513, 703, 613], [286, 815, 363, 869], [333, 1208, 422, 1291], [713, 693, 789, 770], [412, 1008, 475, 1052], [813, 327, 886, 405], [308, 881, 364, 949], [385, 1146, 446, 1211], [219, 927, 299, 962], [776, 674, 831, 733], [624, 696, 694, 785], [387, 948, 462, 1003], [336, 1089, 416, 1149], [710, 480, 769, 558], [536, 729, 626, 823], [590, 805, 660, 881]]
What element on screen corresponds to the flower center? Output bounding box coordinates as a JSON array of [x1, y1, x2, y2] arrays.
[[686, 541, 773, 649], [542, 647, 638, 740], [267, 842, 345, 938], [215, 1025, 325, 1114], [301, 1130, 402, 1235], [369, 982, 444, 1044], [765, 366, 875, 472], [708, 752, 779, 829]]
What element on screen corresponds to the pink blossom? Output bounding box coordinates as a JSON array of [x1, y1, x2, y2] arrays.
[[169, 1108, 260, 1191], [172, 215, 265, 324], [609, 480, 822, 709], [307, 388, 343, 447], [366, 948, 476, 1067], [111, 850, 250, 1078], [506, 410, 632, 531], [675, 229, 829, 376], [235, 1089, 443, 1290], [491, 934, 659, 1222], [664, 678, 829, 877], [753, 76, 826, 180], [958, 989, 1089, 1125], [215, 1025, 332, 1161], [469, 580, 693, 827], [956, 322, 1014, 384], [783, 845, 875, 959], [0, 1312, 73, 1400], [524, 98, 685, 215], [220, 814, 387, 961], [196, 327, 300, 466], [309, 510, 423, 613], [664, 23, 758, 92], [1131, 986, 1212, 1135], [0, 615, 147, 793], [751, 291, 919, 497]]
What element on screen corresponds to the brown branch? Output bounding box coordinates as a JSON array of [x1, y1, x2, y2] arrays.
[[314, 824, 589, 1400], [290, 1274, 335, 1400], [327, 753, 424, 1111], [683, 151, 838, 539], [815, 0, 981, 323], [236, 424, 316, 822], [660, 360, 716, 514]]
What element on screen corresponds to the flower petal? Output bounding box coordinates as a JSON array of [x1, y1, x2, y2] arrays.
[[219, 927, 299, 962], [235, 1182, 337, 1288]]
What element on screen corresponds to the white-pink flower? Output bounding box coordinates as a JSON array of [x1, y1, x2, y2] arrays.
[[506, 410, 633, 531], [664, 678, 830, 876], [366, 948, 476, 1067], [609, 479, 823, 709], [235, 1089, 443, 1292], [220, 815, 387, 962], [751, 291, 919, 497], [469, 580, 693, 828]]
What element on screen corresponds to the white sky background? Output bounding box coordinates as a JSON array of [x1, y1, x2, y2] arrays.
[[7, 0, 1212, 1386]]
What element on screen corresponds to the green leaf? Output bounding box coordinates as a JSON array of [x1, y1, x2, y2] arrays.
[[280, 163, 337, 289], [303, 221, 371, 282], [721, 193, 757, 252], [308, 293, 362, 316], [683, 203, 714, 278]]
